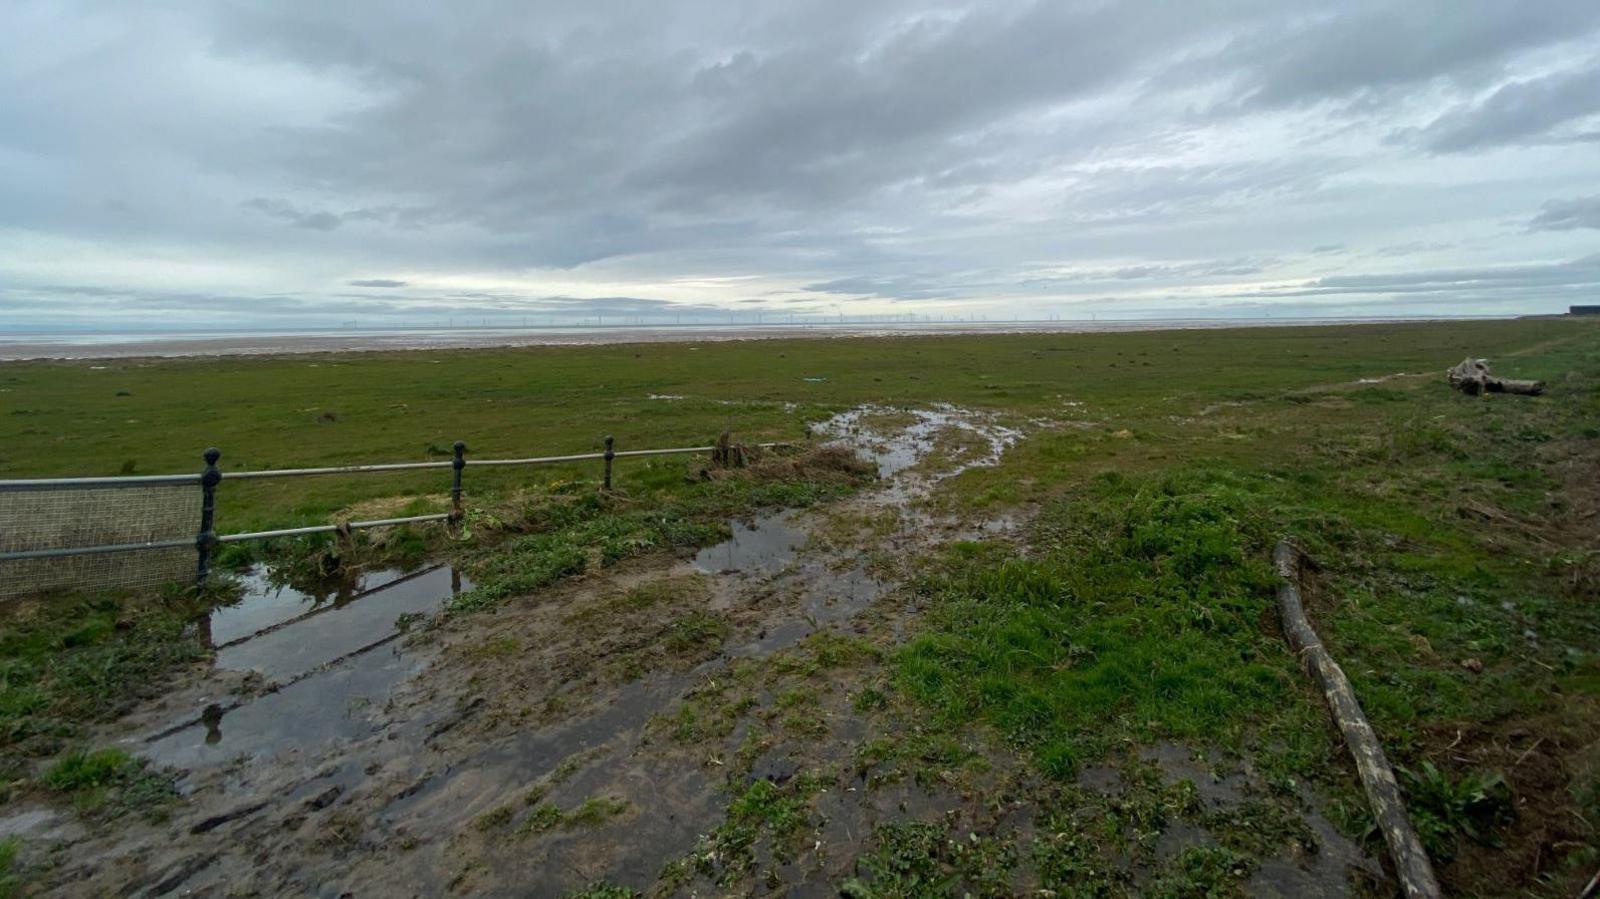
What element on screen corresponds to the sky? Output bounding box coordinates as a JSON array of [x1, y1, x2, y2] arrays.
[[2, 0, 1599, 330]]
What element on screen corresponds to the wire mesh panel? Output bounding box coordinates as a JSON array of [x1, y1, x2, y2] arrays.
[[0, 484, 197, 598]]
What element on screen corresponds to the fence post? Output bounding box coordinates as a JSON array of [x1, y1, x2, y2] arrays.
[[603, 435, 615, 491], [451, 441, 466, 522], [195, 447, 221, 590]]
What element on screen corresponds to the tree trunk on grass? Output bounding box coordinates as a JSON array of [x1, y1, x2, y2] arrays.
[[1448, 357, 1544, 396], [1274, 540, 1442, 899]]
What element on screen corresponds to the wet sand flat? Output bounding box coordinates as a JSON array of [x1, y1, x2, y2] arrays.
[[0, 316, 1483, 360]]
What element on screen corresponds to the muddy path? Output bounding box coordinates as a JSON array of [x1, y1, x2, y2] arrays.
[[5, 406, 1016, 896], [9, 405, 1381, 897]]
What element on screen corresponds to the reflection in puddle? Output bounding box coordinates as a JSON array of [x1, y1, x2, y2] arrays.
[[205, 566, 415, 646], [145, 647, 428, 769], [691, 509, 804, 575], [215, 567, 467, 680], [142, 564, 469, 769]]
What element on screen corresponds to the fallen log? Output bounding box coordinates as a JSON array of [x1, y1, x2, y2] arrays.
[[1274, 540, 1442, 899], [1448, 357, 1544, 396]]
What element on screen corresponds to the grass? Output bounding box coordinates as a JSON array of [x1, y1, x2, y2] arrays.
[[1398, 762, 1513, 861], [507, 795, 630, 838], [874, 321, 1600, 895], [0, 588, 215, 757], [562, 884, 638, 899], [841, 821, 1015, 898], [450, 466, 856, 612], [1, 320, 1583, 531], [1148, 846, 1254, 898], [41, 747, 175, 818], [897, 470, 1297, 779], [0, 838, 16, 899]]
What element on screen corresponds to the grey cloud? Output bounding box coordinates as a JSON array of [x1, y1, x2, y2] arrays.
[[803, 274, 955, 301], [1407, 63, 1600, 152], [0, 284, 768, 322], [1370, 241, 1458, 258], [3, 1, 1600, 325], [1244, 254, 1600, 300], [243, 198, 381, 231], [1021, 259, 1274, 286], [1053, 158, 1343, 226], [1210, 1, 1600, 111], [1529, 196, 1600, 231]]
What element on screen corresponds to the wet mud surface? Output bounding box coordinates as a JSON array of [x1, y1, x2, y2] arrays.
[[20, 406, 1382, 897]]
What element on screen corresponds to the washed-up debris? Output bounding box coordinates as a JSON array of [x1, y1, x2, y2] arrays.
[[1447, 358, 1543, 396], [1275, 540, 1441, 899]]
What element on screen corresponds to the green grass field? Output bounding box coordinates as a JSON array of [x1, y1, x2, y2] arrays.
[[0, 320, 1583, 530], [2, 317, 1598, 896]]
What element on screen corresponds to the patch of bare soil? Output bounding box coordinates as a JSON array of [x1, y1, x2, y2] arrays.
[[1417, 713, 1600, 897], [1408, 435, 1600, 896]]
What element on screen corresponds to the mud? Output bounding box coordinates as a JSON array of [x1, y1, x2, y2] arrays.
[[1135, 742, 1381, 896], [133, 565, 471, 773], [691, 510, 805, 576]]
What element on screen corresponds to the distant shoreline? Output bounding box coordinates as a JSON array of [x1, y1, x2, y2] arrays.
[[0, 316, 1519, 361]]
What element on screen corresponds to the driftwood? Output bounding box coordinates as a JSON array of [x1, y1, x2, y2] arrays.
[[1274, 541, 1442, 899], [1448, 357, 1544, 396]]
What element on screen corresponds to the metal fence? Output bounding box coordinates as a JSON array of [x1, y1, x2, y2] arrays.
[[0, 435, 780, 599]]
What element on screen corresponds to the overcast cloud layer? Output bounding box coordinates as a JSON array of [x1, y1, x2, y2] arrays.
[[3, 0, 1599, 329]]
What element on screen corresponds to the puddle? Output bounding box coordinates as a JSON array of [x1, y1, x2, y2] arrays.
[[369, 666, 721, 895], [692, 509, 804, 575], [141, 564, 470, 770], [693, 404, 1020, 585], [204, 566, 416, 646], [1134, 742, 1381, 896], [143, 646, 430, 770], [1352, 371, 1418, 385], [1139, 741, 1251, 806], [215, 566, 468, 680], [0, 806, 80, 843], [731, 563, 888, 656], [811, 403, 1020, 480], [695, 404, 1016, 650], [1247, 810, 1377, 898]]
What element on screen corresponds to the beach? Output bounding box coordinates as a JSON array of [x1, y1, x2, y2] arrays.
[[0, 316, 1499, 360]]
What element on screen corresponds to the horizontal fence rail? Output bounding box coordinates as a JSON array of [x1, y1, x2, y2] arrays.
[[0, 474, 202, 490], [0, 435, 788, 597]]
